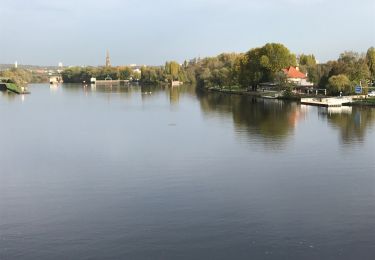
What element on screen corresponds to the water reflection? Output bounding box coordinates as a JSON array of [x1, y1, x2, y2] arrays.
[[140, 85, 155, 103], [0, 89, 22, 101], [9, 83, 375, 146], [2, 84, 375, 260], [169, 86, 180, 105], [319, 106, 375, 144], [197, 90, 375, 146], [88, 84, 132, 94], [139, 84, 195, 105], [61, 83, 133, 95], [60, 83, 196, 106], [197, 91, 304, 148], [49, 83, 60, 91]]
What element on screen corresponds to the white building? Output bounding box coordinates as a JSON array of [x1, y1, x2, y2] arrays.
[[282, 66, 313, 87]]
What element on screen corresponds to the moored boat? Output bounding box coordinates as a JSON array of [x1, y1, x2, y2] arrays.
[[0, 78, 30, 94]]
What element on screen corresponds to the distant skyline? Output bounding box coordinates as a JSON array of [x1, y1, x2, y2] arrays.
[[0, 0, 374, 66]]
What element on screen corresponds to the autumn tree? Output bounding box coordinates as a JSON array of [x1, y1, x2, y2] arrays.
[[118, 66, 133, 80], [327, 74, 352, 95], [366, 47, 375, 80], [165, 61, 181, 81], [260, 43, 297, 78], [238, 43, 296, 90], [299, 54, 318, 84], [328, 51, 370, 88]]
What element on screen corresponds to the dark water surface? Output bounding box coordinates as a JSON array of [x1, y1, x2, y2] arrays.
[[1, 84, 375, 260]]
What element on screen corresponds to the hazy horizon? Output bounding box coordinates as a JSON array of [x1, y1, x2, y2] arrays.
[[0, 0, 374, 66]]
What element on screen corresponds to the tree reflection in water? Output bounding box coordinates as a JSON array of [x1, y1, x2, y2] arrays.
[[320, 106, 375, 144], [196, 91, 304, 149]]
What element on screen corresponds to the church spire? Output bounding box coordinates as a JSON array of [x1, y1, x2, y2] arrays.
[[105, 49, 111, 67]]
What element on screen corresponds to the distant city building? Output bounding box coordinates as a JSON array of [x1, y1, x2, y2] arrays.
[[58, 62, 63, 68], [105, 50, 111, 67], [14, 61, 18, 68]]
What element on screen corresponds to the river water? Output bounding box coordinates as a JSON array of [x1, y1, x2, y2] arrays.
[[1, 84, 374, 259]]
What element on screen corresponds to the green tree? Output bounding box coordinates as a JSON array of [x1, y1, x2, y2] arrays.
[[238, 43, 296, 90], [165, 61, 181, 81], [327, 51, 370, 88], [96, 67, 118, 80], [238, 47, 263, 90], [366, 47, 375, 80], [118, 66, 133, 80], [194, 53, 241, 88], [316, 62, 334, 88], [0, 68, 32, 84], [140, 66, 165, 84], [299, 54, 316, 67], [299, 54, 318, 84], [274, 71, 294, 97], [259, 43, 297, 79], [132, 71, 141, 81], [327, 74, 352, 95]]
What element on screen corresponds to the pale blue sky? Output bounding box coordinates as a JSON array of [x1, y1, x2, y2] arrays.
[[0, 0, 374, 66]]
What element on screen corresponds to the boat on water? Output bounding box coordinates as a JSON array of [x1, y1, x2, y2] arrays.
[[261, 95, 279, 99], [0, 78, 30, 94], [261, 92, 281, 99]]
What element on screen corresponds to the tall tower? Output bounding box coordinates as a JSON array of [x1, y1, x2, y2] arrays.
[[105, 49, 111, 67]]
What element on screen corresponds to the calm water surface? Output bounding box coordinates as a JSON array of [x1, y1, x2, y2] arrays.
[[1, 84, 375, 260]]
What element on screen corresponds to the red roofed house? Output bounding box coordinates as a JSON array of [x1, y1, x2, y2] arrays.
[[282, 66, 313, 87]]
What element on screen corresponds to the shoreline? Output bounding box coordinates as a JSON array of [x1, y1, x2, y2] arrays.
[[203, 86, 375, 107]]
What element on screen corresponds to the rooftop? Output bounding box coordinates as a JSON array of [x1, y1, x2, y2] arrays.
[[282, 66, 307, 79]]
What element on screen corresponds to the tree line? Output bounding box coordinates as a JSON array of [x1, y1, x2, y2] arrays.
[[61, 66, 141, 83], [190, 43, 375, 95], [136, 42, 375, 95], [7, 42, 372, 96], [0, 68, 48, 84]]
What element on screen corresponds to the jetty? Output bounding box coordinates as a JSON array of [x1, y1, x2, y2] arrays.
[[90, 77, 129, 87], [301, 97, 352, 107], [261, 91, 281, 99], [0, 78, 30, 94]]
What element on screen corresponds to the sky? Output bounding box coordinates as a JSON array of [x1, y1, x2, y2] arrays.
[[0, 0, 374, 66]]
